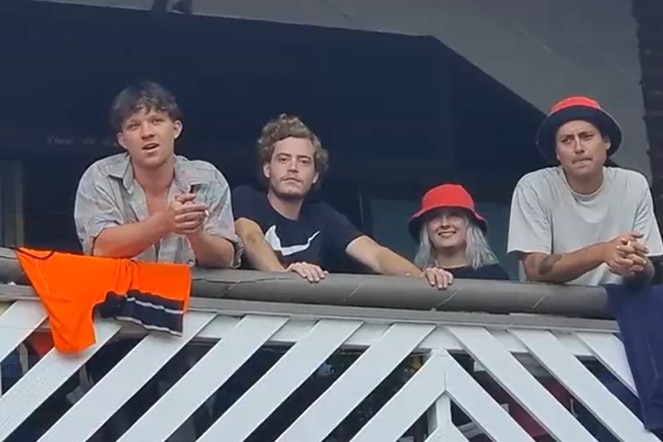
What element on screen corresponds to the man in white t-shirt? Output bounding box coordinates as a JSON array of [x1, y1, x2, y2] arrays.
[[508, 96, 663, 286], [507, 96, 663, 440]]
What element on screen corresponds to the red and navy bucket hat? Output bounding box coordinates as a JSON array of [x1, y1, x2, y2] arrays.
[[536, 96, 622, 163], [408, 183, 487, 240]]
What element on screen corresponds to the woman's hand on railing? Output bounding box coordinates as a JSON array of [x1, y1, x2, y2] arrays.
[[422, 267, 454, 290]]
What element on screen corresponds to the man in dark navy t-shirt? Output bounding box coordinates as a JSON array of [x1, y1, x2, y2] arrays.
[[232, 185, 360, 270], [232, 113, 453, 287]]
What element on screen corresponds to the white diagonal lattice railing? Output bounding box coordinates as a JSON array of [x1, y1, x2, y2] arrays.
[[0, 293, 661, 442]]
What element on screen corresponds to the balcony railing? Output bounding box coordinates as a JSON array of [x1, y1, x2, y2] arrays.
[[0, 247, 659, 441]]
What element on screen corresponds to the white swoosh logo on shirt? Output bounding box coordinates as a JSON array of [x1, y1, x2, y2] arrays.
[[264, 225, 320, 256]]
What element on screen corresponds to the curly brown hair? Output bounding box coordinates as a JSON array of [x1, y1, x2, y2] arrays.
[[257, 114, 329, 186]]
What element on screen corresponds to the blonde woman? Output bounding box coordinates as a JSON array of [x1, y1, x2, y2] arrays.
[[410, 184, 576, 440], [409, 183, 509, 280]]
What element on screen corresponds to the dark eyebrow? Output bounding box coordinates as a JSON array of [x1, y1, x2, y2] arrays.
[[559, 130, 595, 139]]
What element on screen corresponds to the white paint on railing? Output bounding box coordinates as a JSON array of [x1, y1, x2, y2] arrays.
[[198, 319, 363, 442], [199, 316, 601, 358], [426, 375, 460, 441], [276, 323, 435, 442], [350, 351, 450, 442], [513, 329, 659, 441], [0, 320, 121, 441], [0, 298, 659, 441], [448, 325, 596, 441], [576, 332, 637, 394], [354, 350, 534, 442], [425, 424, 470, 442], [0, 301, 45, 362], [443, 351, 535, 441], [40, 311, 218, 442], [118, 314, 288, 442]]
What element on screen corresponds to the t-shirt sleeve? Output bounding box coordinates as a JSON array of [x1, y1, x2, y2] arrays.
[[321, 204, 363, 254], [507, 175, 552, 256], [632, 175, 663, 259], [231, 185, 265, 225]]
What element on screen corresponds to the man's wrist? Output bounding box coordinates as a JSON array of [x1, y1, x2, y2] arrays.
[[594, 241, 610, 264], [185, 228, 205, 243], [147, 211, 171, 237]]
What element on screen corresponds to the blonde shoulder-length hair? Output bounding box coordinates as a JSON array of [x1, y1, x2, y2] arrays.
[[413, 215, 499, 270]]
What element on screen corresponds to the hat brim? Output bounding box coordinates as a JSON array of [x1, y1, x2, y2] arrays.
[[536, 105, 622, 163], [408, 205, 487, 241]]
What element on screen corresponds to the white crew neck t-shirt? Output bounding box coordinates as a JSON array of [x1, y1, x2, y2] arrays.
[[507, 166, 663, 286]]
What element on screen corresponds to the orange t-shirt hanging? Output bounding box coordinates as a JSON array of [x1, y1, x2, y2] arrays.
[[16, 248, 192, 353]]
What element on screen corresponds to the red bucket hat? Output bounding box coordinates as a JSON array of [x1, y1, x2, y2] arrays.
[[536, 96, 622, 163], [408, 183, 487, 241]]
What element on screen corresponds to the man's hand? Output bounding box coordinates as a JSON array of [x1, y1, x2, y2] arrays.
[[423, 267, 454, 289], [602, 232, 647, 277], [165, 193, 208, 235], [612, 239, 649, 277], [286, 262, 328, 283]]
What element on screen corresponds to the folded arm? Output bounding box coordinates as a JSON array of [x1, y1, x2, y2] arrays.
[[74, 170, 168, 258], [187, 231, 237, 268], [93, 214, 169, 258], [520, 245, 605, 284], [235, 218, 286, 271], [508, 177, 606, 284]]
